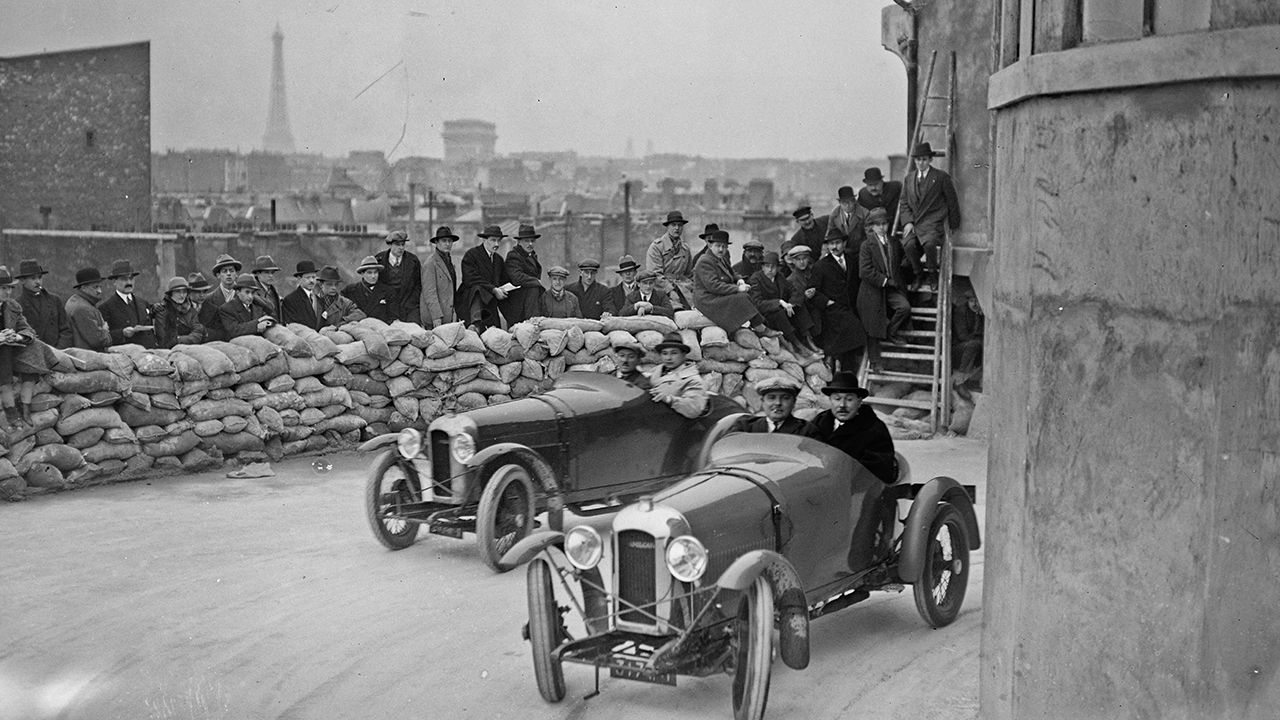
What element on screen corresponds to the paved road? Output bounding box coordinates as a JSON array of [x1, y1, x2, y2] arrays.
[[1, 438, 986, 720]]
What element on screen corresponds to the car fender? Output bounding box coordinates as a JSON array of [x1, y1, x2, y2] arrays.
[[358, 433, 400, 454], [898, 476, 982, 583], [716, 550, 810, 670], [496, 531, 564, 573], [694, 412, 751, 469], [466, 443, 564, 513]]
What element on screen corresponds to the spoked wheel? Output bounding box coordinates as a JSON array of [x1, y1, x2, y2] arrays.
[[476, 464, 537, 572], [912, 502, 970, 628], [526, 558, 567, 703], [365, 450, 420, 550], [731, 575, 774, 720]]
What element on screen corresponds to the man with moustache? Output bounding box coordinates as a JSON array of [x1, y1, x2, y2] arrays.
[[13, 259, 71, 348], [200, 253, 243, 341], [376, 229, 423, 324], [855, 167, 902, 222], [458, 225, 512, 332], [97, 260, 156, 348], [613, 340, 650, 389], [281, 260, 324, 329], [645, 210, 695, 310], [808, 371, 897, 484], [65, 267, 111, 352]]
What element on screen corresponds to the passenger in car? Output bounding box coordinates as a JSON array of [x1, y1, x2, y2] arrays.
[[745, 376, 813, 435], [808, 371, 897, 483], [648, 332, 708, 418], [613, 340, 651, 389]]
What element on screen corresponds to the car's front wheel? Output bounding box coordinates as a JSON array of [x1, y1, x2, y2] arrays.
[[476, 463, 537, 573], [365, 450, 420, 550], [527, 558, 567, 702], [912, 502, 970, 628], [731, 575, 774, 720]]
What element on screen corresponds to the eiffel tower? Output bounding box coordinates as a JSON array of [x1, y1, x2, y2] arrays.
[[262, 24, 296, 154]]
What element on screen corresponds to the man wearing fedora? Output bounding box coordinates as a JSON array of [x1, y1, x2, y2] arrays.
[[692, 229, 779, 337], [421, 226, 459, 328], [825, 185, 867, 257], [856, 167, 902, 221], [281, 260, 324, 329], [784, 207, 830, 267], [901, 141, 961, 293], [249, 255, 285, 320], [14, 259, 71, 348], [503, 224, 545, 324], [646, 210, 695, 311], [458, 225, 514, 332], [601, 255, 640, 318], [621, 269, 675, 318], [748, 251, 816, 353], [66, 268, 111, 351], [220, 273, 277, 339], [343, 256, 394, 322], [316, 265, 366, 327], [376, 229, 422, 325], [152, 277, 205, 348], [858, 207, 913, 372], [809, 371, 897, 484], [812, 232, 868, 373], [540, 266, 581, 318], [186, 273, 213, 309], [0, 267, 37, 428], [745, 376, 812, 435], [566, 258, 609, 320], [648, 332, 708, 419], [200, 253, 243, 341], [98, 260, 156, 349]]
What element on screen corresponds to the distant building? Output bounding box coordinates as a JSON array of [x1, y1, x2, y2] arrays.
[[442, 119, 497, 165]]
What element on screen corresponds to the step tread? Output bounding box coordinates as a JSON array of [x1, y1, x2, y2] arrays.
[[864, 397, 935, 410]]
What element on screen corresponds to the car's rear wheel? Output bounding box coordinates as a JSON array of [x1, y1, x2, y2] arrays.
[[365, 450, 420, 550], [731, 575, 774, 720], [912, 502, 970, 628], [477, 463, 537, 573], [527, 558, 567, 703]]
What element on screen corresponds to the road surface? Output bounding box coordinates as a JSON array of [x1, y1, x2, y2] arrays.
[[1, 438, 986, 720]]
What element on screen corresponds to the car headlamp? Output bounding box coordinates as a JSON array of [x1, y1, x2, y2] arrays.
[[450, 432, 476, 464], [665, 535, 708, 583], [396, 428, 422, 460], [564, 526, 603, 570]]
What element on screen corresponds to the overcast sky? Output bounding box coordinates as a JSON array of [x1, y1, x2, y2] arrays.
[[1, 0, 908, 161]]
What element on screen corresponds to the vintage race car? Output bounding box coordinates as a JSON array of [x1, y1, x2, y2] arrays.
[[501, 426, 982, 720], [360, 371, 744, 572]]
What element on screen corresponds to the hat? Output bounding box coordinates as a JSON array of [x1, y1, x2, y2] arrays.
[[211, 253, 242, 274], [317, 265, 342, 283], [547, 265, 569, 278], [743, 238, 764, 250], [186, 272, 213, 292], [250, 255, 281, 273], [867, 207, 890, 225], [615, 255, 639, 273], [837, 186, 855, 201], [697, 223, 721, 239], [654, 332, 690, 354], [863, 167, 885, 183], [911, 142, 938, 158], [762, 251, 781, 266], [755, 376, 801, 396], [233, 273, 260, 291], [577, 258, 601, 270], [14, 259, 47, 278], [791, 206, 812, 220], [74, 268, 104, 287], [613, 341, 645, 357], [636, 269, 658, 282], [293, 260, 319, 277], [386, 229, 409, 244], [784, 245, 812, 260], [164, 276, 190, 295], [662, 210, 689, 226], [431, 226, 459, 242], [356, 255, 381, 273], [513, 224, 541, 240], [821, 371, 870, 398], [477, 225, 507, 239], [107, 259, 141, 279], [705, 229, 731, 245], [0, 267, 15, 288]]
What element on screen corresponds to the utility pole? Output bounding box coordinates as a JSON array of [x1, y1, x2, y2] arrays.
[[623, 177, 631, 259], [409, 182, 416, 240], [427, 188, 435, 238]]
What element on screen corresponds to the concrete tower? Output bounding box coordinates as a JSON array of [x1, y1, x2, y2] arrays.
[[262, 24, 296, 154]]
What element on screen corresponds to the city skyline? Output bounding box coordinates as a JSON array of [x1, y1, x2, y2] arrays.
[[0, 0, 909, 162]]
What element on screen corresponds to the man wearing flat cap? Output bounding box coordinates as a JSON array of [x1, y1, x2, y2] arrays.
[[733, 238, 766, 281], [458, 225, 512, 332], [540, 266, 581, 318], [783, 245, 822, 348], [745, 376, 813, 435], [901, 142, 961, 293], [504, 224, 545, 324], [621, 269, 675, 318], [809, 371, 897, 484], [281, 260, 324, 330], [646, 210, 695, 311], [200, 253, 243, 341], [421, 226, 459, 328], [601, 255, 640, 318], [14, 260, 72, 348], [97, 259, 156, 348], [784, 206, 830, 268], [566, 258, 609, 320], [65, 268, 111, 351], [376, 229, 423, 324]]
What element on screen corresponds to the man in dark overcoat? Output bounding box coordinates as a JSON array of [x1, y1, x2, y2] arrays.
[[280, 260, 324, 330], [856, 167, 902, 224], [901, 142, 961, 292], [566, 259, 610, 320], [747, 252, 808, 352], [857, 208, 912, 372], [376, 229, 423, 324], [457, 225, 510, 331], [219, 274, 276, 338], [692, 230, 773, 335], [810, 235, 867, 372], [807, 372, 897, 484], [97, 260, 157, 348], [14, 260, 71, 348], [601, 255, 639, 317], [342, 256, 395, 322], [503, 224, 544, 324], [200, 253, 242, 342], [784, 206, 830, 263], [250, 255, 284, 321], [620, 269, 675, 318]]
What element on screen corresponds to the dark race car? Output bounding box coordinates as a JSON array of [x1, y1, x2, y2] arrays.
[[500, 427, 982, 720], [359, 371, 744, 572]]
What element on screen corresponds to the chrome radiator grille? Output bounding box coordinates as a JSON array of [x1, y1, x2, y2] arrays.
[[430, 430, 451, 489], [617, 530, 657, 624]]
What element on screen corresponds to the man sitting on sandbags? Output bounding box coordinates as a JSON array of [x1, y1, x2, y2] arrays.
[[621, 270, 675, 318], [219, 274, 277, 339]]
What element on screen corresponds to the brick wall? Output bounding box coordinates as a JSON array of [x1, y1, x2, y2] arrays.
[[0, 42, 151, 232]]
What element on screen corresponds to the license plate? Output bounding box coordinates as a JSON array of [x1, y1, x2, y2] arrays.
[[609, 659, 676, 686], [428, 523, 464, 539]]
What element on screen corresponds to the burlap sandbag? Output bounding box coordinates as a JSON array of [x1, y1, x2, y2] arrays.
[[510, 376, 540, 398], [511, 322, 540, 351], [391, 320, 434, 349], [150, 393, 180, 411], [701, 371, 724, 394], [121, 391, 151, 411], [129, 349, 174, 376], [46, 370, 130, 395], [208, 431, 265, 455], [299, 407, 326, 425], [164, 419, 194, 436], [584, 331, 610, 355], [456, 392, 486, 412], [131, 373, 176, 395], [335, 341, 375, 367], [594, 355, 618, 375], [320, 328, 355, 345], [206, 372, 241, 390], [348, 389, 372, 406], [166, 351, 207, 382], [498, 362, 522, 384], [193, 419, 224, 437], [60, 394, 92, 417], [222, 415, 249, 434], [293, 376, 324, 395], [268, 376, 299, 396], [520, 358, 545, 381], [321, 363, 353, 388], [805, 362, 833, 382], [64, 347, 133, 376], [702, 343, 761, 363], [286, 354, 335, 378], [477, 362, 502, 382], [234, 383, 267, 402], [606, 330, 639, 349], [207, 387, 234, 401], [83, 441, 137, 464], [179, 447, 218, 471], [342, 323, 392, 360], [348, 375, 389, 396], [382, 359, 410, 378], [759, 335, 783, 357], [455, 379, 511, 396], [537, 317, 604, 333], [29, 408, 58, 432], [56, 407, 122, 436], [418, 396, 442, 420], [398, 344, 424, 368], [236, 354, 289, 385], [636, 330, 665, 351], [386, 375, 414, 398], [228, 334, 282, 365], [698, 359, 748, 374], [120, 403, 184, 427], [781, 361, 806, 383], [316, 414, 366, 434], [675, 309, 715, 330], [722, 373, 745, 398], [204, 341, 256, 373], [420, 333, 454, 359], [23, 463, 65, 490], [34, 428, 59, 445], [29, 393, 61, 414], [540, 329, 568, 356], [134, 425, 168, 443], [392, 396, 418, 421], [603, 315, 677, 334], [679, 330, 703, 361], [142, 430, 200, 458], [423, 351, 486, 372], [563, 325, 585, 353], [546, 356, 567, 379], [478, 327, 512, 357], [65, 427, 105, 450], [187, 398, 253, 423], [104, 425, 138, 445], [353, 405, 395, 425], [256, 407, 285, 436], [87, 390, 123, 407], [560, 349, 595, 366], [700, 326, 731, 348], [748, 356, 780, 370], [286, 323, 340, 358], [17, 444, 84, 474], [0, 475, 26, 499], [733, 328, 763, 351], [174, 344, 236, 376], [263, 324, 315, 358], [303, 386, 352, 409], [524, 343, 549, 361], [456, 329, 485, 354]]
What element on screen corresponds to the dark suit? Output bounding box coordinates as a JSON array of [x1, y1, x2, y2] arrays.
[[376, 249, 422, 324], [256, 281, 283, 320], [98, 292, 157, 348], [503, 245, 544, 324], [15, 288, 72, 348], [901, 166, 961, 275], [281, 287, 323, 330], [809, 253, 866, 357], [744, 415, 812, 435], [218, 299, 270, 339], [199, 286, 237, 342], [602, 281, 638, 316], [342, 282, 394, 323], [747, 269, 796, 339], [567, 280, 611, 320], [809, 406, 897, 484], [786, 215, 830, 260], [620, 288, 675, 318], [857, 231, 911, 340], [458, 246, 508, 331], [857, 181, 902, 220]]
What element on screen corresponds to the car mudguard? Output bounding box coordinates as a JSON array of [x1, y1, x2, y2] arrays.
[[694, 412, 751, 470], [716, 550, 810, 670], [358, 433, 400, 454], [898, 476, 982, 584], [496, 530, 564, 572], [466, 443, 564, 514]]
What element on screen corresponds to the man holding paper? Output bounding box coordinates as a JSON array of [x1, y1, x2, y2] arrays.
[[458, 225, 517, 332]]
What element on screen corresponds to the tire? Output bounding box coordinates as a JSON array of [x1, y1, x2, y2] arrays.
[[476, 463, 537, 573], [527, 558, 567, 703], [912, 502, 971, 628], [365, 450, 420, 550], [731, 576, 774, 720]]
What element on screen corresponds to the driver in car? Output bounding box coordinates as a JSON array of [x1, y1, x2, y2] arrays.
[[745, 376, 813, 435], [808, 371, 897, 483], [613, 340, 651, 389], [648, 332, 708, 418]]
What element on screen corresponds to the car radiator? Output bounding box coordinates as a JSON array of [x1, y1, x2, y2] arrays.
[[617, 529, 658, 625]]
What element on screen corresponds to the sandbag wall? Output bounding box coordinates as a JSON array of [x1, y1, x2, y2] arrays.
[[0, 313, 834, 501]]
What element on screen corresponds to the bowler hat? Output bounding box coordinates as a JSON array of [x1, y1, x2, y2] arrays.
[[837, 186, 855, 201], [0, 267, 15, 287], [705, 229, 731, 245], [743, 238, 764, 250], [293, 260, 319, 277], [697, 223, 721, 239], [654, 332, 690, 354], [431, 226, 459, 242], [356, 255, 381, 273], [477, 225, 507, 239], [636, 269, 658, 282], [186, 272, 213, 292], [662, 211, 689, 226], [385, 229, 409, 245], [233, 273, 260, 291], [821, 371, 870, 398], [107, 259, 141, 279], [74, 267, 104, 287], [211, 253, 242, 274], [867, 207, 890, 225], [784, 245, 812, 259], [863, 167, 885, 184], [762, 251, 781, 266], [513, 224, 541, 240], [911, 142, 938, 158], [547, 265, 569, 278], [614, 255, 639, 273], [14, 259, 47, 278], [164, 276, 190, 295], [250, 255, 281, 273], [791, 206, 812, 220], [317, 265, 342, 283], [755, 376, 801, 396], [577, 258, 601, 270]]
